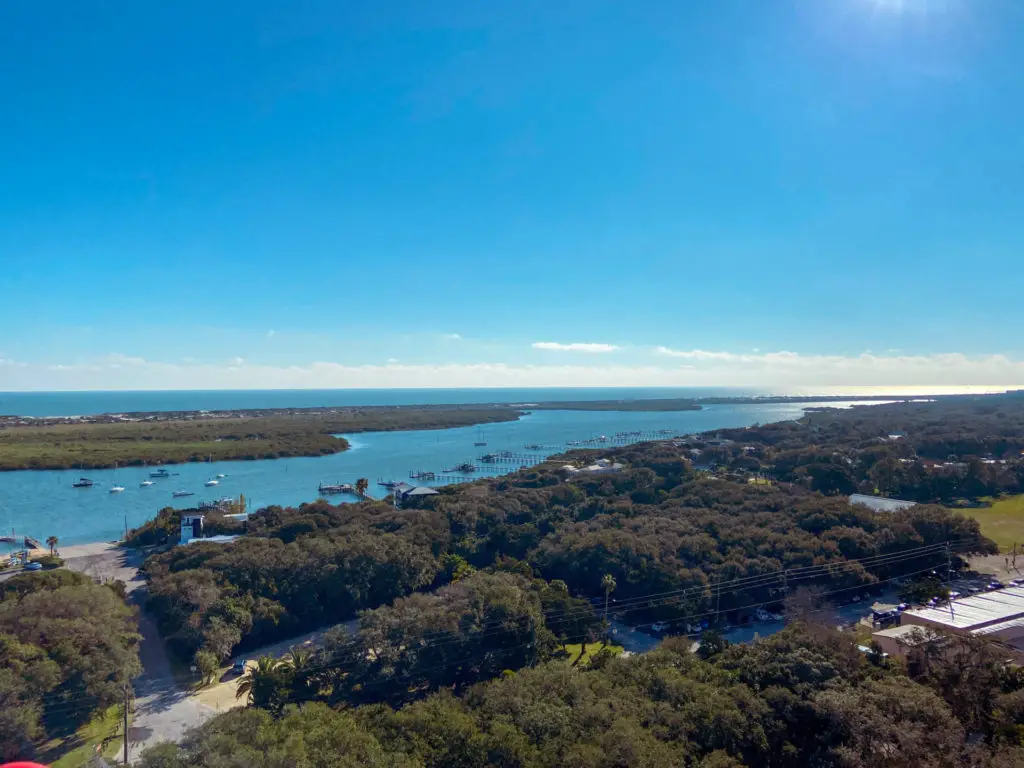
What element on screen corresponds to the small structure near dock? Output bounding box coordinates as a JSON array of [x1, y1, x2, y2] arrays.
[[181, 514, 205, 544], [318, 482, 355, 495]]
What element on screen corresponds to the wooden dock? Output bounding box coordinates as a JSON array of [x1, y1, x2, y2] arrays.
[[477, 451, 544, 465]]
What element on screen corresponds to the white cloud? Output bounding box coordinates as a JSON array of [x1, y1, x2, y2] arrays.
[[533, 342, 619, 353], [656, 346, 739, 361], [0, 350, 1022, 392]]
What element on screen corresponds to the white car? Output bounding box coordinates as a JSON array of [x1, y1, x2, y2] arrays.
[[651, 622, 669, 633]]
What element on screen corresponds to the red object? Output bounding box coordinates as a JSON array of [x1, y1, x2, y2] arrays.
[[1, 763, 49, 767]]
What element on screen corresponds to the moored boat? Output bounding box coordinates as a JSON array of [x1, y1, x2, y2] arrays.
[[72, 477, 93, 488]]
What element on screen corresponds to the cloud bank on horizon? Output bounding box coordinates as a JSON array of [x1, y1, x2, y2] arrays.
[[1, 349, 1022, 392]]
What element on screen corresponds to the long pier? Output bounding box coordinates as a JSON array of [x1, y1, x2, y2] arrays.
[[390, 425, 684, 494], [477, 451, 545, 465]]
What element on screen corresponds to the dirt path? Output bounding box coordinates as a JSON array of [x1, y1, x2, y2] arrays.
[[62, 543, 217, 761]]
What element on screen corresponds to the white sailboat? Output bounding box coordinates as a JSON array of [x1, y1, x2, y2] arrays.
[[140, 480, 154, 487], [110, 462, 125, 493]]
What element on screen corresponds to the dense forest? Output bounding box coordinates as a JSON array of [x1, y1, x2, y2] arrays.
[[702, 391, 1024, 502], [139, 623, 1024, 767], [143, 416, 992, 666], [131, 394, 1024, 765], [0, 570, 141, 761]]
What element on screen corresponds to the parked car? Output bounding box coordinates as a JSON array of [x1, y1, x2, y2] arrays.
[[651, 622, 669, 633], [24, 562, 43, 571], [988, 581, 1005, 591], [231, 659, 250, 675]]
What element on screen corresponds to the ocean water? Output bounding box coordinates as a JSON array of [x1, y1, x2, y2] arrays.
[[0, 387, 759, 418], [0, 398, 881, 547]]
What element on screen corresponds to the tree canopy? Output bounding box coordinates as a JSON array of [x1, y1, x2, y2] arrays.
[[0, 570, 141, 761]]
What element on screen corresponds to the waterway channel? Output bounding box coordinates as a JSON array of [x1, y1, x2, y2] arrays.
[[1, 401, 879, 546]]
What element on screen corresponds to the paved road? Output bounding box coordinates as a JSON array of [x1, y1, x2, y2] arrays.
[[609, 620, 663, 653], [62, 543, 217, 761]]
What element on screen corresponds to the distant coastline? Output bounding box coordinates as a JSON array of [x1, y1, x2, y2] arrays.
[[0, 405, 522, 471], [0, 393, 942, 471]]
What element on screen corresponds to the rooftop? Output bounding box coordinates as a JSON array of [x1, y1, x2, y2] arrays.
[[873, 624, 937, 646], [402, 486, 439, 497], [902, 586, 1024, 631], [848, 494, 917, 513]]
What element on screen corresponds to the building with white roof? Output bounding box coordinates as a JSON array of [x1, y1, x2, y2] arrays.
[[848, 494, 917, 513], [883, 586, 1024, 660]]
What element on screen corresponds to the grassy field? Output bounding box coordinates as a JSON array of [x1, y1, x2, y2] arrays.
[[0, 406, 521, 470], [959, 495, 1024, 552], [42, 705, 125, 768], [562, 642, 625, 667]]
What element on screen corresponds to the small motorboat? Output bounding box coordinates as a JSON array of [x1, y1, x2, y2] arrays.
[[150, 469, 171, 478], [109, 485, 125, 494], [72, 477, 93, 488], [216, 473, 226, 479], [474, 441, 487, 447], [205, 479, 219, 487], [140, 480, 154, 487], [172, 490, 194, 498]]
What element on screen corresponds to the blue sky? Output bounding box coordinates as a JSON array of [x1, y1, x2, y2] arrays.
[[2, 0, 1023, 390]]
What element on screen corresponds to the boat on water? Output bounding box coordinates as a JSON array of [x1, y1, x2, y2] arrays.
[[109, 485, 125, 494], [205, 479, 219, 487], [150, 469, 171, 478], [140, 480, 154, 487], [172, 490, 194, 498], [72, 477, 93, 488], [524, 444, 544, 451], [474, 441, 487, 447], [216, 473, 226, 479], [378, 480, 400, 489], [445, 462, 477, 474]]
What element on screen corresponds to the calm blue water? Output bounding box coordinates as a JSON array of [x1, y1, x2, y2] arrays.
[[0, 399, 881, 547], [0, 388, 760, 417]]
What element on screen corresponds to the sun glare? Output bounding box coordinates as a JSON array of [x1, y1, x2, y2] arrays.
[[864, 0, 950, 16]]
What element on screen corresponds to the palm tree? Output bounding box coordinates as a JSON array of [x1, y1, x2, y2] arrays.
[[355, 478, 369, 498], [46, 536, 58, 557], [601, 573, 617, 624], [281, 647, 319, 702], [235, 655, 283, 709]]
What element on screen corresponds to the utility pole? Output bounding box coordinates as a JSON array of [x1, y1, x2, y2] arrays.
[[123, 684, 132, 766], [946, 542, 955, 620], [714, 577, 721, 626]]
